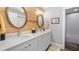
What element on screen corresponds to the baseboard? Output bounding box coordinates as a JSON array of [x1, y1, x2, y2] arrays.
[[51, 42, 64, 50]]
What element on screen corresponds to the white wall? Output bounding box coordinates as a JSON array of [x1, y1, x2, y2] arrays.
[[44, 7, 65, 49]]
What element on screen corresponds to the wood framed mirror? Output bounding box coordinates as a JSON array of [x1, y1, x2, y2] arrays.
[[5, 7, 27, 29], [36, 14, 44, 28]]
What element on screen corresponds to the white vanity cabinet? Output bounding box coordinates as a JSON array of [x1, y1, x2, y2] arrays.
[[4, 30, 51, 51], [6, 39, 37, 51], [42, 33, 51, 50]]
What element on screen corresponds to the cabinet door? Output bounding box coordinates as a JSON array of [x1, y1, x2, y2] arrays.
[[45, 33, 51, 48], [23, 39, 37, 51], [41, 35, 47, 50], [42, 33, 51, 50], [36, 33, 51, 51], [36, 37, 43, 51], [48, 33, 51, 45]]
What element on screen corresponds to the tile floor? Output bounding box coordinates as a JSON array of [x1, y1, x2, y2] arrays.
[[47, 45, 71, 51]]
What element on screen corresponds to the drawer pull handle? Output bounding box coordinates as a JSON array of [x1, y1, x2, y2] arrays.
[[28, 44, 31, 46]]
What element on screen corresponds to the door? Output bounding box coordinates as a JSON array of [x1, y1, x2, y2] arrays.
[[66, 13, 79, 44], [65, 8, 79, 50]]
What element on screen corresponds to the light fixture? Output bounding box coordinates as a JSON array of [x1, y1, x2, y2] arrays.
[[36, 9, 44, 15], [74, 8, 78, 11], [36, 8, 44, 15]]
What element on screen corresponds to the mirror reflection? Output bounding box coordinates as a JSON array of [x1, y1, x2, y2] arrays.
[[37, 14, 44, 28], [6, 7, 27, 28]]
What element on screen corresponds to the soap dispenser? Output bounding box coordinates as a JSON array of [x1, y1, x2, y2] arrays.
[[0, 24, 5, 41], [0, 34, 5, 41]]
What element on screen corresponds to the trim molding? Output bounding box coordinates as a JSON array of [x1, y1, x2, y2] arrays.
[[52, 42, 64, 49]]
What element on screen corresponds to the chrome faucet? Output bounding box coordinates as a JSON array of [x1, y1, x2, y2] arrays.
[[17, 30, 21, 36]]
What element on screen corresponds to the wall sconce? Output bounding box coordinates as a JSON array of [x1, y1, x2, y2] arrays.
[[36, 8, 44, 15]]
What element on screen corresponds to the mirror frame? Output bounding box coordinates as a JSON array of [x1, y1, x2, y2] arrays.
[[5, 7, 27, 29], [36, 14, 44, 28]]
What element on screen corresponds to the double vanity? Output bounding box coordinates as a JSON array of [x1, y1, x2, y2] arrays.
[[0, 30, 51, 51], [0, 7, 51, 51]]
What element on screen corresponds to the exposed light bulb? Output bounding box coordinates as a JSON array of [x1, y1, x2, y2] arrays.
[[74, 8, 78, 11], [36, 9, 44, 15]]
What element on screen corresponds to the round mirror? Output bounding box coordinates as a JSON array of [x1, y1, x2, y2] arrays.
[[6, 7, 27, 28], [37, 14, 44, 28]]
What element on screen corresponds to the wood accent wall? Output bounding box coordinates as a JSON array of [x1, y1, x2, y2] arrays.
[[0, 7, 44, 34]]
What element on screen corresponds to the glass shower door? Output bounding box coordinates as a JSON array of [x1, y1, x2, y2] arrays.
[[65, 13, 79, 50]]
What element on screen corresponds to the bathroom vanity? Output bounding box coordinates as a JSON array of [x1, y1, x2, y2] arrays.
[[0, 7, 51, 51], [0, 30, 51, 51]]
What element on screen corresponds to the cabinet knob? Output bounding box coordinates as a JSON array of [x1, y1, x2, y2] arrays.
[[28, 44, 31, 46]]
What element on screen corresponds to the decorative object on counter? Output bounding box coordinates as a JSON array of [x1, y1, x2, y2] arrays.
[[51, 17, 60, 24], [5, 7, 27, 29], [43, 28, 45, 31], [36, 14, 44, 28], [0, 34, 5, 41], [32, 28, 36, 33]]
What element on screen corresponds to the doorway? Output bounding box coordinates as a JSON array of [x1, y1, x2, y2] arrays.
[[65, 7, 79, 51]]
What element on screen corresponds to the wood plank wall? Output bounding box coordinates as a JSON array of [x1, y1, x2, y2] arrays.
[[0, 7, 45, 34]]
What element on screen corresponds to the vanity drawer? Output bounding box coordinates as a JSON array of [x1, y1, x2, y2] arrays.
[[6, 39, 37, 51]]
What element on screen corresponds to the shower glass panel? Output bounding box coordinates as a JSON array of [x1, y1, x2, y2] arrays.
[[66, 13, 79, 44]]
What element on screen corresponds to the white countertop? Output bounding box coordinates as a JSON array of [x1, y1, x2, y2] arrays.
[[0, 30, 51, 51]]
